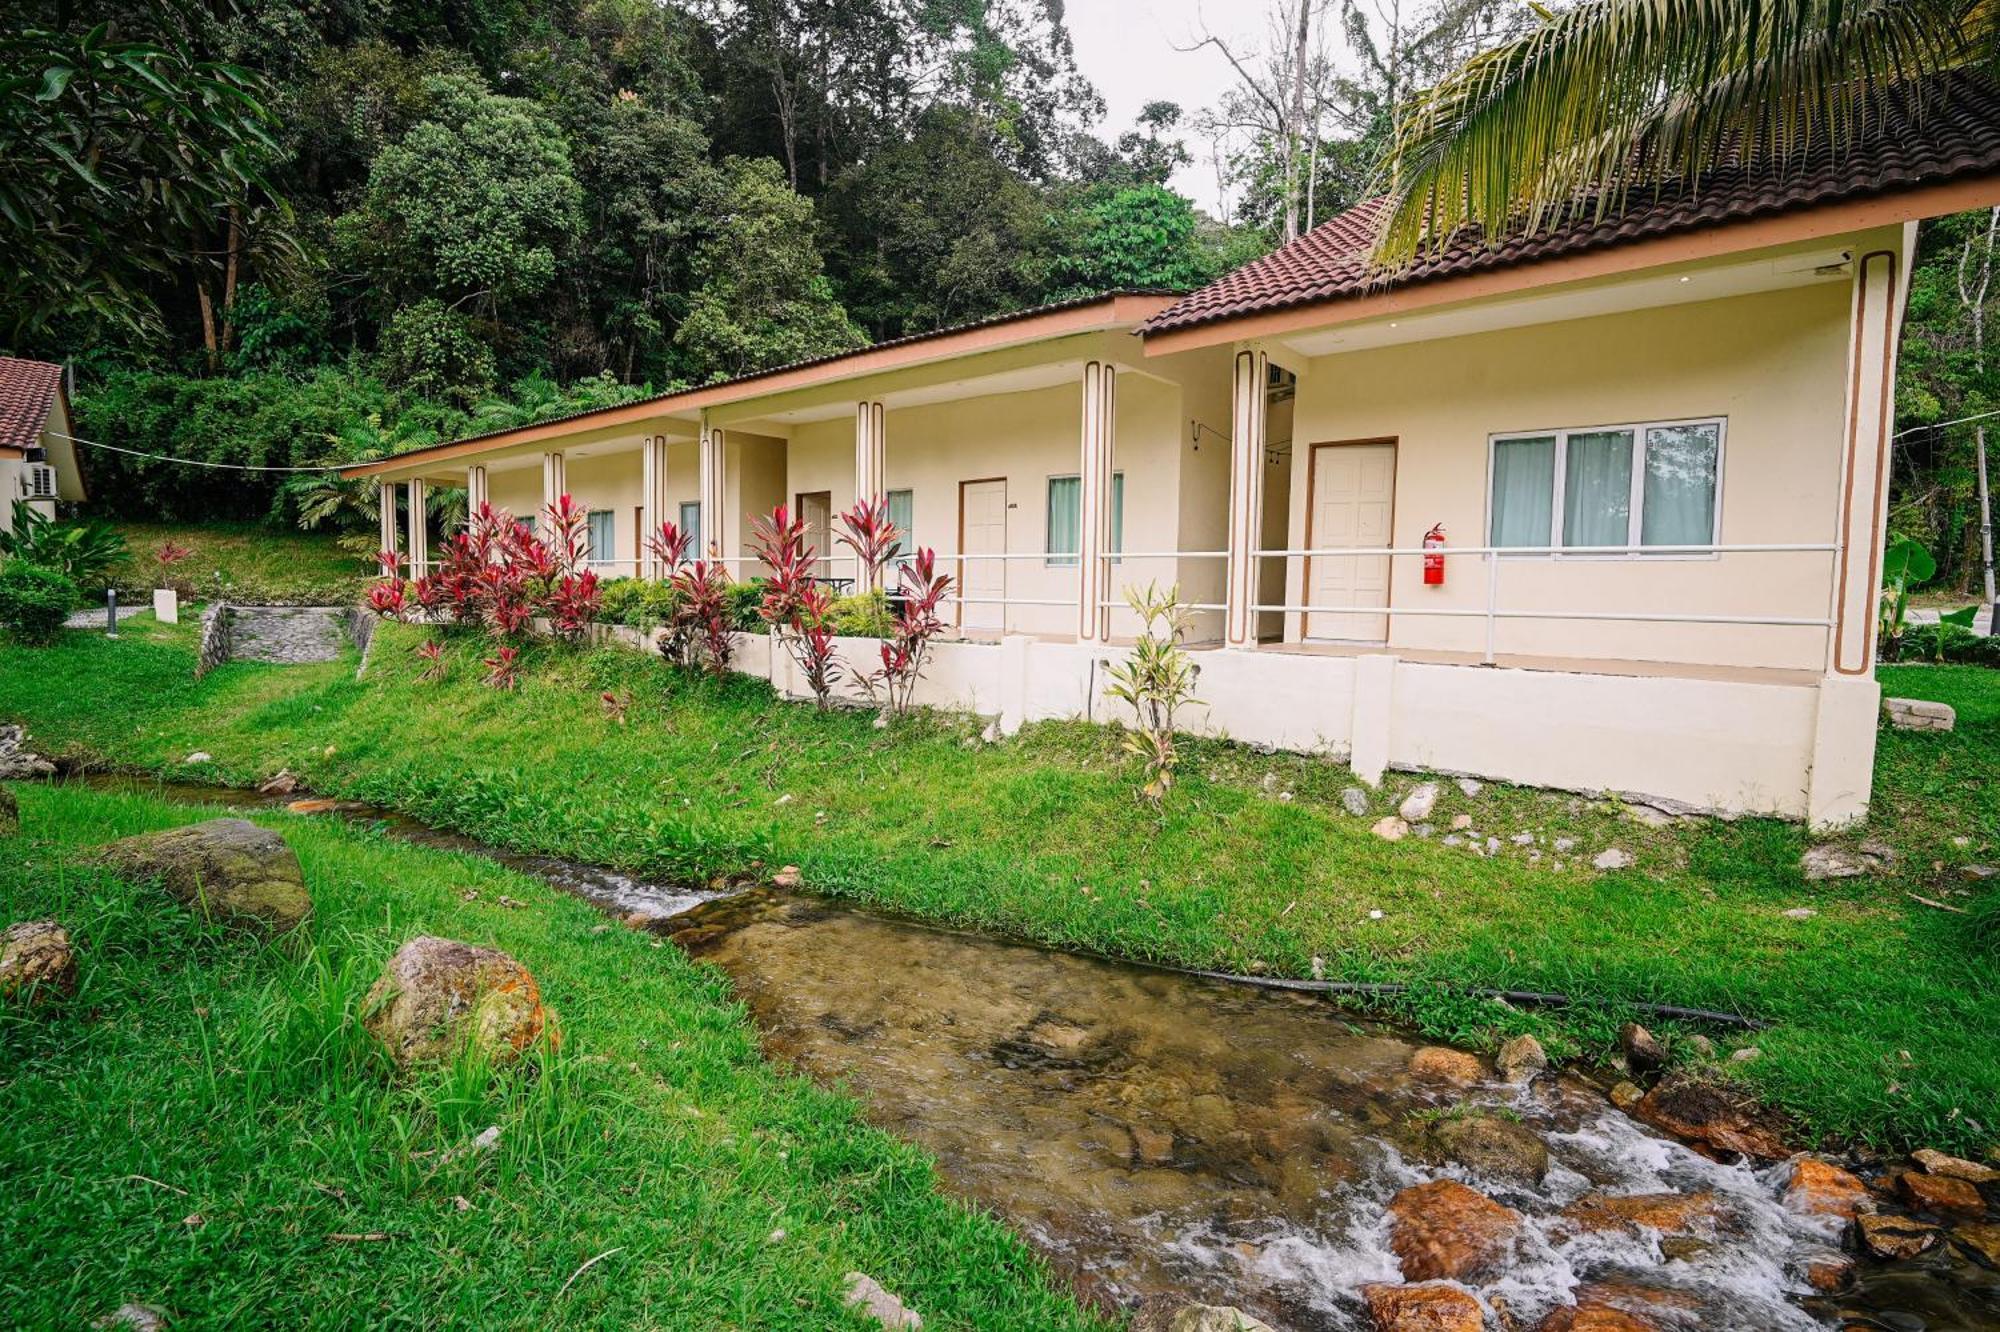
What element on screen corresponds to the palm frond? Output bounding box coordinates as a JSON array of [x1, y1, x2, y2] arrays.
[[1372, 0, 1994, 266]]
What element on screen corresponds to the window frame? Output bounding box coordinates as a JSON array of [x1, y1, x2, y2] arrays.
[[585, 508, 616, 565], [1485, 416, 1726, 560], [677, 501, 702, 558], [1044, 471, 1125, 567]]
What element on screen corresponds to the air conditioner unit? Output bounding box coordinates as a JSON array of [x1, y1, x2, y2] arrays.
[[23, 463, 56, 500]]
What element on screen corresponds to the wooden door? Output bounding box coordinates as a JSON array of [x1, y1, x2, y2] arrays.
[[795, 490, 832, 582], [957, 478, 1007, 633], [1305, 441, 1396, 641]]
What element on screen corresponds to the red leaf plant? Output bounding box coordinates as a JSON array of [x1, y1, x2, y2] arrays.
[[666, 560, 735, 676], [835, 495, 901, 591], [414, 639, 447, 683], [367, 549, 409, 621], [600, 690, 630, 724], [645, 520, 692, 574], [751, 504, 841, 709], [482, 645, 521, 690], [369, 500, 605, 646], [868, 548, 953, 718]]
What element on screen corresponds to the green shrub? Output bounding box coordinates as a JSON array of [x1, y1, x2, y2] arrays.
[[725, 578, 768, 632], [599, 577, 681, 627], [1899, 623, 2000, 667], [0, 502, 126, 592], [0, 561, 79, 644], [827, 588, 892, 638]]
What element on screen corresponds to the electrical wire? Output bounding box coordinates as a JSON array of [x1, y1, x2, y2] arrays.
[[45, 430, 343, 473], [1893, 408, 2000, 440]]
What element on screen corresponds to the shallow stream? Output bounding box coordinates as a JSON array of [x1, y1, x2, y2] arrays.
[[69, 774, 2000, 1330]]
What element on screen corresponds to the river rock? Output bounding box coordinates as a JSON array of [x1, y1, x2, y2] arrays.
[[1913, 1148, 2000, 1183], [1536, 1304, 1654, 1332], [1386, 1179, 1522, 1282], [1784, 1158, 1870, 1223], [1899, 1170, 1986, 1218], [843, 1273, 922, 1330], [1800, 844, 1880, 880], [1398, 784, 1439, 822], [1858, 1213, 1941, 1259], [89, 819, 312, 935], [362, 936, 547, 1069], [1561, 1191, 1724, 1242], [1635, 1073, 1787, 1161], [1593, 848, 1633, 871], [1455, 778, 1482, 798], [1804, 1247, 1855, 1292], [0, 920, 76, 1006], [1361, 1282, 1482, 1332], [1608, 1081, 1644, 1111], [771, 865, 802, 888], [1953, 1220, 2000, 1266], [95, 1304, 170, 1331], [1495, 1034, 1547, 1083], [1408, 1046, 1483, 1086], [1372, 816, 1409, 842], [1423, 1112, 1550, 1185], [1341, 787, 1371, 817], [1619, 1022, 1666, 1073], [256, 770, 300, 796], [0, 724, 54, 779], [0, 785, 16, 837]]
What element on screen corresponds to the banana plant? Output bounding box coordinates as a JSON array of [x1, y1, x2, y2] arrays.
[[1878, 536, 1938, 660]]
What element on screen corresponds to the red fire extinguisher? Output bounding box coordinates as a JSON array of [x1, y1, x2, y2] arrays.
[[1423, 523, 1447, 585]]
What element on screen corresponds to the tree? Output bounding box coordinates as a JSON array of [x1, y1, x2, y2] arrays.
[[1050, 185, 1223, 296], [1372, 0, 1998, 264], [674, 156, 865, 379]]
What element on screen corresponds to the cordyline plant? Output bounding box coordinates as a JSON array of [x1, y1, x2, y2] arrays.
[[368, 550, 408, 620], [644, 519, 692, 574], [752, 503, 841, 709], [414, 639, 447, 683], [666, 560, 735, 676], [482, 645, 521, 690], [367, 498, 601, 644], [864, 547, 953, 719], [1104, 581, 1202, 802], [153, 539, 194, 596], [835, 495, 901, 591]]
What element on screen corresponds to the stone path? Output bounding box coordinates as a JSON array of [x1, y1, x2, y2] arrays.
[[226, 606, 348, 664]]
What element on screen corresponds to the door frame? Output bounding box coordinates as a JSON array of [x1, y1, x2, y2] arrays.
[[1303, 437, 1399, 642], [795, 489, 833, 580], [955, 476, 1008, 631]]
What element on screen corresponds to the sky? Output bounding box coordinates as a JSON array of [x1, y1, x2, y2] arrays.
[[1062, 0, 1264, 217]]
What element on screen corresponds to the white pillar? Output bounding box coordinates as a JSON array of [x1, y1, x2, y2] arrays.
[[698, 416, 726, 562], [855, 400, 885, 503], [378, 481, 399, 566], [1828, 243, 1906, 677], [539, 451, 566, 540], [640, 435, 669, 578], [1077, 362, 1116, 642], [406, 479, 428, 579], [466, 465, 488, 524], [1225, 348, 1269, 647]]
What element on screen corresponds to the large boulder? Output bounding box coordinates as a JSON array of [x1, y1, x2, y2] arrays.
[[90, 819, 311, 935], [1559, 1191, 1725, 1242], [1783, 1158, 1870, 1224], [0, 920, 76, 1005], [1634, 1073, 1787, 1161], [1361, 1283, 1483, 1331], [1420, 1111, 1550, 1186], [1129, 1304, 1273, 1332], [1386, 1179, 1522, 1282], [363, 936, 548, 1069]]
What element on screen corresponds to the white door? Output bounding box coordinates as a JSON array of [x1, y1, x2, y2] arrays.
[[958, 479, 1007, 633], [796, 490, 832, 582], [1306, 441, 1396, 641]]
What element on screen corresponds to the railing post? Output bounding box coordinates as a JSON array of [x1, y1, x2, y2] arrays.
[[1483, 551, 1499, 664]]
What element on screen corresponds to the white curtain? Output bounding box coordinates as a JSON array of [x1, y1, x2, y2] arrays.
[[1562, 430, 1633, 548], [587, 510, 615, 564], [1490, 436, 1555, 547], [1641, 424, 1720, 546], [1046, 475, 1080, 566], [678, 501, 702, 555]]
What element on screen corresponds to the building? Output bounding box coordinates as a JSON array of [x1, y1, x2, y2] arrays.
[[0, 357, 87, 533], [341, 76, 2000, 828]]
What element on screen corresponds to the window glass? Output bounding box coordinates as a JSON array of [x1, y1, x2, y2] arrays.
[[886, 488, 914, 563], [1490, 436, 1556, 547], [1641, 423, 1721, 546], [1046, 475, 1081, 566], [1111, 472, 1125, 560], [678, 501, 702, 557], [1561, 429, 1634, 549], [586, 510, 615, 563]]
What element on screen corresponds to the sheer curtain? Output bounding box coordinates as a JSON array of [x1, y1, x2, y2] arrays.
[[1562, 430, 1633, 548], [1641, 424, 1720, 546], [1490, 436, 1556, 547], [1046, 475, 1080, 566]]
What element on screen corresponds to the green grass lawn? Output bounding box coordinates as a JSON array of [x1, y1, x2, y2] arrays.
[[105, 521, 371, 604], [0, 782, 1105, 1331], [3, 614, 1997, 1158]]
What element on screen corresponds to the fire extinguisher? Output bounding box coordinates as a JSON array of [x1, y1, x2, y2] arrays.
[[1423, 523, 1447, 586]]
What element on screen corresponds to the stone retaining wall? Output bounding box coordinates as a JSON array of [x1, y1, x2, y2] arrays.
[[195, 604, 357, 676], [194, 602, 232, 678]]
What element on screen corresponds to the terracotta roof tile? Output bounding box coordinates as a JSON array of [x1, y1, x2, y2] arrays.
[[1142, 71, 2000, 336], [0, 356, 62, 453]]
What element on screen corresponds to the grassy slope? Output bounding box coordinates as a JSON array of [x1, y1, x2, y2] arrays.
[[3, 615, 1997, 1156], [105, 522, 370, 602], [0, 782, 1105, 1331]]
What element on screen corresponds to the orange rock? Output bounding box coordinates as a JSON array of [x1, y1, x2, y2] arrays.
[[1954, 1220, 2000, 1267], [1913, 1148, 2000, 1184], [1857, 1213, 1941, 1259], [1536, 1304, 1655, 1332], [1560, 1191, 1725, 1240], [1899, 1170, 1986, 1218], [361, 935, 548, 1068], [1784, 1158, 1870, 1222], [1361, 1282, 1483, 1332], [1407, 1046, 1484, 1086], [285, 797, 340, 813], [1387, 1179, 1522, 1282], [1635, 1074, 1788, 1160], [1804, 1250, 1855, 1292]]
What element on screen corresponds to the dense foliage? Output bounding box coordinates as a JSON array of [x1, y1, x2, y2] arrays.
[[0, 561, 79, 644]]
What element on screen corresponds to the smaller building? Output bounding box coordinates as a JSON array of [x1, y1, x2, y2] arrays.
[[0, 357, 88, 532]]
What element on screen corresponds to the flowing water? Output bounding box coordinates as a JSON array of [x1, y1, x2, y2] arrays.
[[67, 775, 2000, 1330]]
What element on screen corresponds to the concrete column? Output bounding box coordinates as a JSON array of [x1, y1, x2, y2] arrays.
[[1225, 348, 1269, 647], [640, 435, 669, 578], [855, 400, 885, 501], [1077, 362, 1116, 642], [1349, 652, 1397, 786], [1806, 673, 1881, 831], [406, 479, 429, 579], [698, 416, 726, 561], [465, 465, 488, 524], [539, 451, 566, 540], [1829, 241, 1906, 676], [378, 481, 399, 566]]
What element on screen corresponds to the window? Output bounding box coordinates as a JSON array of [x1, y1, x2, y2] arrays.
[[678, 501, 702, 556], [586, 510, 615, 564], [1489, 420, 1722, 553], [886, 488, 915, 567], [1045, 473, 1125, 566]]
